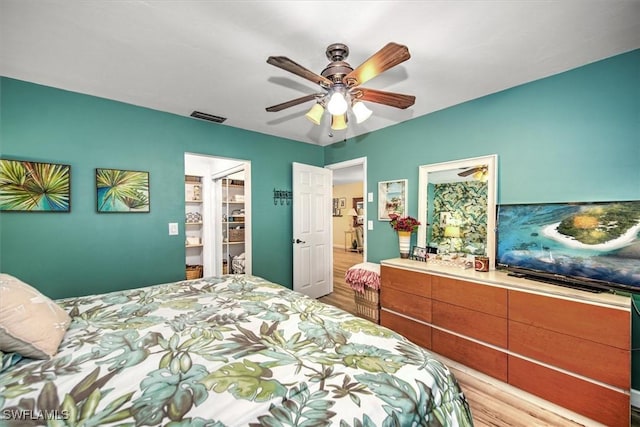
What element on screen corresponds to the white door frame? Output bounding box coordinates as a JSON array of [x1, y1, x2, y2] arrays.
[[184, 153, 251, 277], [325, 157, 368, 260]]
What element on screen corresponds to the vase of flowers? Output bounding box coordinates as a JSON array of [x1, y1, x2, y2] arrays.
[[389, 214, 421, 258]]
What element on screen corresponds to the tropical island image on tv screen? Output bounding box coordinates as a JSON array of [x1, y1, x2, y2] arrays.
[[497, 201, 640, 293]]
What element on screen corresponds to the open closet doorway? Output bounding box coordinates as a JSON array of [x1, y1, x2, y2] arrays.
[[184, 153, 251, 278]]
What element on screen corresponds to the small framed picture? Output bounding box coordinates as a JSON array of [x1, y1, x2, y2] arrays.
[[96, 168, 150, 213], [410, 246, 427, 262], [338, 197, 346, 209], [378, 179, 407, 220]]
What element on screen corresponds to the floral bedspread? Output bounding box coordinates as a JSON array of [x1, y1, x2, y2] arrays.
[[0, 275, 473, 426]]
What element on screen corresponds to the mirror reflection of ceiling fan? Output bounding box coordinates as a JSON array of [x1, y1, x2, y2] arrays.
[[458, 166, 489, 181], [265, 42, 415, 130]]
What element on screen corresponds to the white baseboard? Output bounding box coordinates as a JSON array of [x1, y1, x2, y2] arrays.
[[632, 388, 640, 409]]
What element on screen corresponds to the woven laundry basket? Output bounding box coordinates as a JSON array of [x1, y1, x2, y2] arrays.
[[345, 262, 381, 324]]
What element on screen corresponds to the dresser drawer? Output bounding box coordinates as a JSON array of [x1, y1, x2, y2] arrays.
[[381, 266, 431, 297], [432, 275, 507, 317], [381, 287, 431, 323], [433, 301, 507, 348], [432, 329, 508, 382], [380, 310, 431, 349], [509, 320, 629, 389], [509, 290, 630, 350], [509, 355, 629, 427]]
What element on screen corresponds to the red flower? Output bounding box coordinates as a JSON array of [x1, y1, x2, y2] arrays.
[[389, 214, 421, 233]]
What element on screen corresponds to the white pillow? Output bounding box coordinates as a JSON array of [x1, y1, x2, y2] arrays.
[[0, 274, 71, 359]]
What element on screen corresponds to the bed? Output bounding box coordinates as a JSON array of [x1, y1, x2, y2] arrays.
[[0, 273, 473, 426]]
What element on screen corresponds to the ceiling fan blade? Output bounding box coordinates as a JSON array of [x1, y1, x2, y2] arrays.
[[267, 56, 333, 87], [343, 42, 411, 87], [458, 167, 480, 177], [266, 93, 322, 112], [354, 88, 415, 109]]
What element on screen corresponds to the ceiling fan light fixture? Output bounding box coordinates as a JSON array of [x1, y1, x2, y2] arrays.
[[305, 103, 325, 125], [265, 42, 414, 135], [331, 114, 347, 131], [352, 101, 372, 124], [472, 166, 488, 181], [327, 91, 348, 115]]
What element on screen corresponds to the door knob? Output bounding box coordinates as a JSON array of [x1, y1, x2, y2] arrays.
[[293, 238, 306, 244]]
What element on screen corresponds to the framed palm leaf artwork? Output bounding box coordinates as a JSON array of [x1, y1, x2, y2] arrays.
[[0, 159, 71, 212], [96, 168, 150, 213]]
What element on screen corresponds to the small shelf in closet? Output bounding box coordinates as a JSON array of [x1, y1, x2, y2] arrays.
[[185, 175, 204, 279], [221, 177, 246, 274]]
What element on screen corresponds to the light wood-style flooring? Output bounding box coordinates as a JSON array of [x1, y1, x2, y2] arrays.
[[318, 247, 363, 316], [319, 247, 612, 427]]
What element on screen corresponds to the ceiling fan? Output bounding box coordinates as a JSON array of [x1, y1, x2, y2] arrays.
[[458, 166, 489, 181], [265, 42, 416, 130]]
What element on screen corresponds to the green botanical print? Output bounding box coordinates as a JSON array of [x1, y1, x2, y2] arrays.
[[132, 363, 209, 424], [96, 168, 149, 212], [251, 383, 336, 427], [0, 160, 70, 211], [2, 367, 135, 426], [0, 276, 473, 426], [327, 374, 372, 407], [202, 359, 287, 402], [432, 181, 487, 251]]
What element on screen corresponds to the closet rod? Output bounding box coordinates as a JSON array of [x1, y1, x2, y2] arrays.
[[211, 164, 245, 180]]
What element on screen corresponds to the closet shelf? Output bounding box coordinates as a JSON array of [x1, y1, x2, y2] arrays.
[[185, 175, 204, 280], [221, 177, 246, 275]]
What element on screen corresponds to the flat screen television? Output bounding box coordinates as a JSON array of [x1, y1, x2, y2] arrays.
[[496, 201, 640, 293]]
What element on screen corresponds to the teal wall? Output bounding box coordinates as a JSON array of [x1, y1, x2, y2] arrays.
[[325, 49, 640, 389], [0, 77, 323, 298], [325, 49, 639, 263]]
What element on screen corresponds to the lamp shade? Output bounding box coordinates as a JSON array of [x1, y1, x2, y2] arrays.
[[352, 101, 372, 123], [347, 208, 358, 216], [327, 91, 348, 115], [331, 114, 347, 130], [472, 167, 488, 181], [305, 103, 324, 125], [444, 226, 461, 238]]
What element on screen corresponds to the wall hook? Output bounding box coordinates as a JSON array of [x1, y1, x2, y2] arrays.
[[273, 189, 292, 206]]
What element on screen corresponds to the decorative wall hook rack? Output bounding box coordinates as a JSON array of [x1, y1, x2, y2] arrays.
[[273, 189, 292, 205]]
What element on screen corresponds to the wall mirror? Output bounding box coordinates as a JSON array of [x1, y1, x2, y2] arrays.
[[417, 155, 498, 267]]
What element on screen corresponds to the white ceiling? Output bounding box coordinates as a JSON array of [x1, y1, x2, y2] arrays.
[[1, 1, 638, 147]]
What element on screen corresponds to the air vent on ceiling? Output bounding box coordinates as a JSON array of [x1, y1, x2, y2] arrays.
[[190, 111, 227, 123]]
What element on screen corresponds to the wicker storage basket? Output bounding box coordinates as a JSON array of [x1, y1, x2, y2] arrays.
[[354, 287, 380, 324], [229, 228, 244, 242], [186, 264, 203, 280]]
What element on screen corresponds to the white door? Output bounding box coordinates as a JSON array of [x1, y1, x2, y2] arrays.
[[292, 162, 332, 298]]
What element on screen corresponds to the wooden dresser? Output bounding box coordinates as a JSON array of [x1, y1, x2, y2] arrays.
[[380, 259, 631, 427]]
